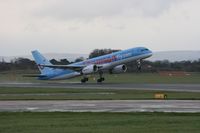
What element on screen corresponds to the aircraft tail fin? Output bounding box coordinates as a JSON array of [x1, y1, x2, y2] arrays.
[[31, 50, 54, 75]]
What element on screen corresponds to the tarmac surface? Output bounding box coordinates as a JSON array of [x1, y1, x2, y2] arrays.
[[0, 82, 200, 113], [0, 100, 200, 113], [0, 82, 200, 92]]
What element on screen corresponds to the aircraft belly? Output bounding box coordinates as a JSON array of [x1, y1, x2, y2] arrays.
[[51, 72, 80, 80]]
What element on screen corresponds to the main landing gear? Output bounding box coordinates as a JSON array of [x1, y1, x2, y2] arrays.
[[81, 77, 88, 83], [81, 71, 105, 83], [97, 77, 105, 83], [97, 71, 105, 83]]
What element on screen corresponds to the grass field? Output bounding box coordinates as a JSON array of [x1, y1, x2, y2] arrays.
[[0, 87, 200, 100], [0, 112, 199, 133], [0, 71, 199, 133], [0, 71, 200, 84]]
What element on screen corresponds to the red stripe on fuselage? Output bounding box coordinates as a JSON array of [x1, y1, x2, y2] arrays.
[[84, 55, 117, 65], [95, 55, 117, 64]]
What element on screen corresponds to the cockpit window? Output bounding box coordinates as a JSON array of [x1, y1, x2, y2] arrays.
[[141, 48, 149, 52]]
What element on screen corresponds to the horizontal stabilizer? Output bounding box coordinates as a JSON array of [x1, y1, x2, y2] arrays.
[[23, 74, 47, 78]]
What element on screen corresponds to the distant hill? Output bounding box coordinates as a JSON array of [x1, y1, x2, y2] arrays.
[[148, 51, 200, 62], [0, 51, 200, 62], [0, 53, 88, 62]]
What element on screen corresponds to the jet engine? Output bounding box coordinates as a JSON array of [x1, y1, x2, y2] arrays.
[[110, 64, 127, 74], [82, 65, 98, 74]]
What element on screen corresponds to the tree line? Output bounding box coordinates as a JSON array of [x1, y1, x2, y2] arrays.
[[0, 49, 200, 72]]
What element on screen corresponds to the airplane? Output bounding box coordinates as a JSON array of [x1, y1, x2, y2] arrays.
[[31, 47, 152, 83]]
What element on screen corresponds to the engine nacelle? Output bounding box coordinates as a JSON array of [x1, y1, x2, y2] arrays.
[[82, 65, 98, 74], [110, 64, 127, 74]]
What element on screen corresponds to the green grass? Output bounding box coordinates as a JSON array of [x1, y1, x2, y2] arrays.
[[104, 72, 200, 84], [0, 71, 200, 84], [0, 112, 199, 133], [0, 87, 200, 100], [0, 70, 39, 82]]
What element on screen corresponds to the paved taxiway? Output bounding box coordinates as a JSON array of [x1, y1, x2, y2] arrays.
[[0, 82, 200, 92], [0, 100, 200, 112]]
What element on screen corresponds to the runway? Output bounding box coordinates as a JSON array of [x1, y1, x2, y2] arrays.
[[0, 100, 200, 113], [0, 82, 200, 113], [0, 82, 200, 92]]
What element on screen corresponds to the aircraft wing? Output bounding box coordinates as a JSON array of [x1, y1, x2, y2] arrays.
[[23, 74, 48, 78], [40, 64, 104, 72], [39, 64, 86, 71]]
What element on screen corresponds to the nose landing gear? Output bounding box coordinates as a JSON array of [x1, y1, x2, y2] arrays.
[[137, 60, 142, 71]]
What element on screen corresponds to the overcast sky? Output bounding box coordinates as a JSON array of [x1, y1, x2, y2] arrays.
[[0, 0, 200, 56]]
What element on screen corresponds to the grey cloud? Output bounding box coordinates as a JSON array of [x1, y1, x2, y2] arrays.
[[34, 0, 177, 20], [1, 0, 199, 56]]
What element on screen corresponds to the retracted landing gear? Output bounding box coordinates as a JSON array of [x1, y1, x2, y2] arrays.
[[97, 71, 105, 83]]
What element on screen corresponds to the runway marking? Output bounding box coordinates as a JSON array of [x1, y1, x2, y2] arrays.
[[0, 92, 115, 97], [26, 107, 39, 111], [0, 100, 200, 113]]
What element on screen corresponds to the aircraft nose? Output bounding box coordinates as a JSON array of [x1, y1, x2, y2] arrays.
[[149, 50, 153, 57]]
